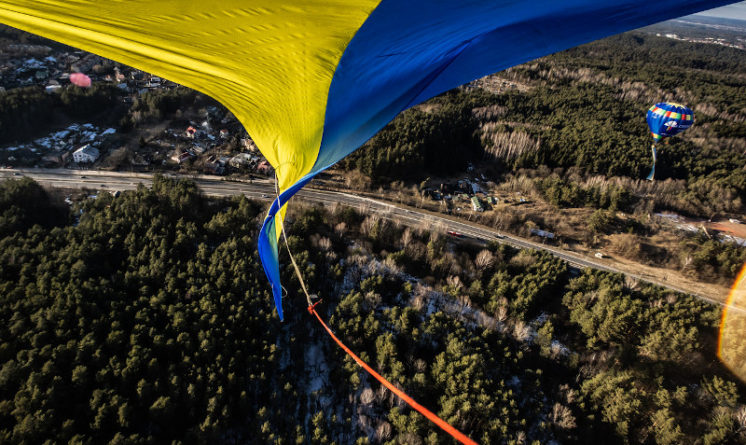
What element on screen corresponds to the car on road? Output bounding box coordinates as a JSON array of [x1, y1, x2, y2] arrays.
[[494, 233, 505, 239], [447, 230, 465, 238], [261, 194, 268, 198]]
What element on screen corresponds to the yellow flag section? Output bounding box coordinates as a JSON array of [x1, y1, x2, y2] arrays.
[[719, 265, 746, 381], [0, 0, 378, 229]]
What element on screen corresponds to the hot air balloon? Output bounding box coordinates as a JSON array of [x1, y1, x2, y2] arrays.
[[645, 102, 694, 180], [69, 72, 92, 88], [0, 0, 734, 320]]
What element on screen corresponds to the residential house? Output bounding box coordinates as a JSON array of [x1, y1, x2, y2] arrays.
[[34, 69, 49, 81], [241, 138, 258, 152], [470, 196, 484, 212], [256, 160, 273, 175], [171, 150, 194, 164], [42, 153, 63, 165], [72, 145, 100, 163], [204, 156, 225, 175], [229, 153, 252, 168], [530, 228, 555, 239], [114, 69, 126, 83]]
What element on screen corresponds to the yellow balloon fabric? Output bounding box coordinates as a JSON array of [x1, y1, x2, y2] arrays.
[[0, 0, 378, 232]]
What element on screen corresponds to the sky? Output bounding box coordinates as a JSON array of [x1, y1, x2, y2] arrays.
[[696, 2, 746, 20]]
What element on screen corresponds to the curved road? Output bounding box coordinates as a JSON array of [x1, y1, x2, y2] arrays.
[[0, 167, 729, 308]]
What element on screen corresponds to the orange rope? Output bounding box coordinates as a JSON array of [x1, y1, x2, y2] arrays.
[[308, 304, 478, 445]]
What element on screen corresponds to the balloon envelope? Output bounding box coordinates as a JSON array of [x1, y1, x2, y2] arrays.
[[0, 0, 735, 319], [69, 72, 91, 88], [647, 102, 694, 142]]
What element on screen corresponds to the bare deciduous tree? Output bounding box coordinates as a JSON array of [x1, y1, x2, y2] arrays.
[[360, 387, 375, 405], [375, 421, 392, 442], [550, 403, 577, 430], [400, 228, 413, 249], [317, 236, 332, 252], [334, 222, 347, 236], [480, 126, 541, 161], [513, 320, 532, 342], [475, 249, 495, 270]]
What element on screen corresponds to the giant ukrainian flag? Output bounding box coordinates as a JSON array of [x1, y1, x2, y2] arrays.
[[0, 0, 736, 319]]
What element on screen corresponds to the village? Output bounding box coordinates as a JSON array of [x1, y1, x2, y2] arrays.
[[658, 31, 746, 49], [145, 106, 274, 177], [0, 40, 168, 93], [0, 35, 275, 179]]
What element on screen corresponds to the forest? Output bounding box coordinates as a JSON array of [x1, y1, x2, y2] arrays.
[[341, 33, 746, 220], [0, 176, 744, 444]]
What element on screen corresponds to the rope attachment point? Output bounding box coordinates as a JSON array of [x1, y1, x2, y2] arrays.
[[307, 298, 323, 314]]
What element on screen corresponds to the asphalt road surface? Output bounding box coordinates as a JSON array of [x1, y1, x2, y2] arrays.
[[0, 167, 726, 308]]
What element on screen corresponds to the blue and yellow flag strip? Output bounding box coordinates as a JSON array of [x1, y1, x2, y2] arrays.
[[0, 0, 732, 319], [646, 145, 658, 181]]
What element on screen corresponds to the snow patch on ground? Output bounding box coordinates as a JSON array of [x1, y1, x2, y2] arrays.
[[304, 342, 329, 394]]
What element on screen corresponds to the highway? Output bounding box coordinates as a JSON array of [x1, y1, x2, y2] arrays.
[[0, 167, 728, 308]]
